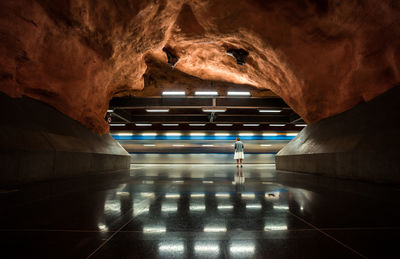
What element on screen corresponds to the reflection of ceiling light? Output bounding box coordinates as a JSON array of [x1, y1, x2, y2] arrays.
[[203, 225, 227, 232], [143, 225, 166, 233], [191, 193, 205, 198], [243, 124, 259, 126], [166, 133, 181, 136], [194, 242, 220, 253], [241, 193, 255, 199], [264, 225, 288, 231], [140, 192, 155, 198], [162, 91, 185, 96], [162, 123, 179, 126], [202, 108, 226, 112], [217, 204, 233, 210], [143, 144, 155, 147], [263, 133, 278, 136], [216, 193, 230, 198], [146, 109, 169, 112], [259, 109, 281, 113], [173, 144, 184, 147], [246, 204, 262, 209], [142, 133, 157, 136], [216, 124, 232, 126], [295, 124, 307, 127], [260, 144, 272, 147], [273, 205, 289, 210], [229, 243, 255, 254], [135, 123, 152, 126], [190, 133, 206, 136], [190, 204, 206, 211], [189, 124, 206, 126], [202, 180, 214, 183], [161, 203, 177, 212], [270, 124, 285, 127], [107, 109, 114, 113], [202, 144, 214, 147], [227, 91, 250, 96], [110, 124, 126, 126], [195, 91, 218, 95], [165, 193, 180, 198], [239, 133, 254, 136], [159, 242, 184, 252], [286, 133, 298, 136]]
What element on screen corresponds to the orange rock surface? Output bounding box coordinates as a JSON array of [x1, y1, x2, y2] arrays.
[[0, 0, 399, 133]]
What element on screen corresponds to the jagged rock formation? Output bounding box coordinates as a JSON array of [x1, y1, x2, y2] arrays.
[[0, 0, 399, 133]]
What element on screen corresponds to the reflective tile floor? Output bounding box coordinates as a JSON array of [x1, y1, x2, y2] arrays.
[[1, 164, 400, 258]]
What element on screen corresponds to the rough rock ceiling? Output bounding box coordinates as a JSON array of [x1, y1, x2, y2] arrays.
[[0, 0, 399, 134]]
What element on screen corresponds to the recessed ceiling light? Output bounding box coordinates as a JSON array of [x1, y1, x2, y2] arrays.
[[189, 123, 206, 126], [295, 124, 307, 127], [143, 144, 155, 147], [263, 133, 278, 136], [216, 124, 232, 126], [142, 133, 157, 136], [286, 133, 298, 136], [173, 144, 185, 147], [227, 91, 251, 96], [110, 123, 126, 126], [135, 123, 152, 126], [165, 133, 182, 136], [243, 124, 259, 127], [270, 124, 285, 127], [259, 109, 281, 113], [214, 133, 230, 136], [202, 108, 227, 112], [239, 133, 254, 136], [116, 133, 133, 136], [260, 144, 272, 146], [202, 144, 214, 147], [146, 109, 170, 112], [162, 91, 185, 96], [195, 91, 218, 96], [162, 123, 179, 126], [190, 133, 206, 136]]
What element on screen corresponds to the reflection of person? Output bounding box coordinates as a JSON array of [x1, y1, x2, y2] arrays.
[[234, 137, 244, 168]]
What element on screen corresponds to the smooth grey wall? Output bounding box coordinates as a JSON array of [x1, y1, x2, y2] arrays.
[[131, 153, 276, 164], [0, 93, 131, 185], [276, 86, 400, 184]]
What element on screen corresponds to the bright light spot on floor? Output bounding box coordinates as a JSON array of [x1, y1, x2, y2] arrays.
[[194, 242, 220, 254], [264, 224, 288, 231], [143, 225, 166, 233], [158, 242, 185, 253], [229, 242, 255, 255]]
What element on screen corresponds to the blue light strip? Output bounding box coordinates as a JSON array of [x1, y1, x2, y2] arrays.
[[112, 135, 295, 140]]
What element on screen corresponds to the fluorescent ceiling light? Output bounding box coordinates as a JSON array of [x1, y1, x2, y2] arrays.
[[190, 133, 206, 136], [259, 109, 281, 113], [227, 91, 250, 96], [159, 242, 184, 252], [135, 123, 152, 126], [295, 124, 307, 127], [140, 192, 155, 197], [263, 133, 278, 136], [107, 109, 114, 113], [260, 144, 272, 147], [243, 124, 259, 127], [215, 193, 230, 198], [216, 124, 232, 126], [194, 243, 220, 253], [241, 193, 256, 199], [162, 123, 179, 126], [202, 144, 214, 147], [286, 133, 298, 136], [202, 108, 226, 112], [146, 109, 169, 112], [214, 133, 229, 136], [144, 144, 155, 147], [165, 193, 180, 198], [246, 204, 262, 209], [173, 144, 184, 147], [218, 204, 233, 210], [270, 124, 286, 127], [165, 132, 181, 136], [116, 133, 133, 136], [143, 225, 166, 233], [239, 133, 254, 136], [264, 225, 288, 231], [189, 123, 206, 126], [195, 91, 218, 96], [229, 243, 255, 253], [273, 205, 289, 210], [203, 226, 227, 232], [202, 180, 214, 184], [190, 204, 206, 211], [162, 91, 185, 96], [190, 193, 205, 198], [142, 133, 157, 136], [110, 123, 126, 126]]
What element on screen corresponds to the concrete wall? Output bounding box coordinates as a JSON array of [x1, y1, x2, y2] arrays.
[[131, 153, 276, 164], [276, 86, 400, 184], [0, 93, 130, 185]]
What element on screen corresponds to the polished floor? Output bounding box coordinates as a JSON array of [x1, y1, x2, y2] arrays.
[[0, 164, 399, 258]]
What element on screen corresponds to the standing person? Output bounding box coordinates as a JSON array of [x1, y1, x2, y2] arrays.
[[234, 137, 244, 168]]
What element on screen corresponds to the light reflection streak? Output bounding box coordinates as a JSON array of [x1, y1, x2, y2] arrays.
[[273, 205, 289, 210], [194, 242, 220, 254], [143, 225, 166, 233], [241, 193, 256, 199], [202, 180, 214, 184], [140, 192, 155, 198], [190, 204, 206, 211], [116, 191, 130, 196], [217, 204, 233, 210], [246, 203, 262, 209], [162, 202, 177, 213], [229, 242, 255, 255], [158, 242, 185, 253], [215, 193, 230, 198], [190, 193, 205, 198], [264, 224, 288, 231], [203, 225, 227, 232], [165, 193, 181, 199]]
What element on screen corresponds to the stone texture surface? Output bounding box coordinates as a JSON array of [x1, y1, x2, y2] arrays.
[[0, 92, 130, 185], [0, 0, 399, 133], [276, 86, 400, 184]]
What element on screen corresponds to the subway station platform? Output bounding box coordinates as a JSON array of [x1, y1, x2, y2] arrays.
[[1, 164, 399, 258]]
